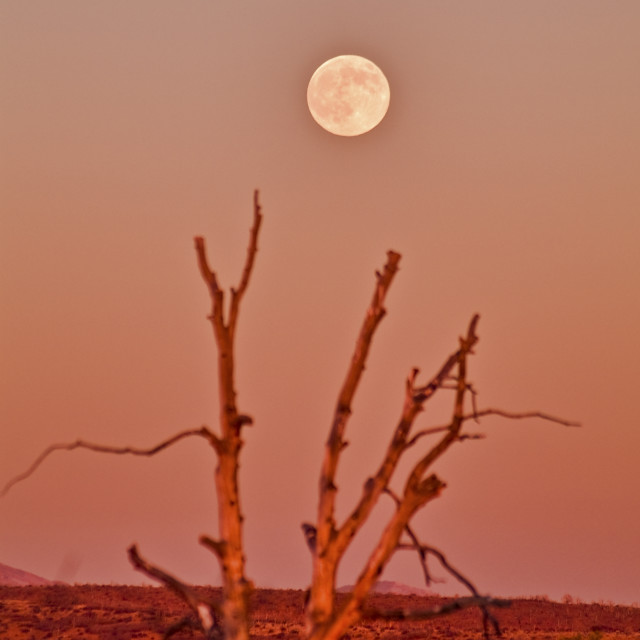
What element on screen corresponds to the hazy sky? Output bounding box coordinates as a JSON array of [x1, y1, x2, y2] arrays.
[[2, 1, 639, 605]]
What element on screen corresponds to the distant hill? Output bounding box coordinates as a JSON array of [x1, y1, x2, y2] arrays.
[[337, 580, 434, 597], [0, 562, 55, 586]]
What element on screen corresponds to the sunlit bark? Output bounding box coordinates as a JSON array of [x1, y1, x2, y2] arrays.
[[1, 191, 579, 640], [1, 192, 263, 640], [304, 255, 577, 640], [192, 190, 262, 640]]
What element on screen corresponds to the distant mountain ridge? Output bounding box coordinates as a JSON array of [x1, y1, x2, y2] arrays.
[[337, 580, 434, 597], [0, 562, 55, 586]]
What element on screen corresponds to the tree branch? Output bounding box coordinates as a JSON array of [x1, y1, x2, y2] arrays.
[[371, 488, 503, 637], [316, 252, 401, 551], [194, 237, 222, 294], [192, 192, 261, 640], [468, 408, 581, 427], [400, 316, 482, 497], [1, 427, 220, 498], [332, 318, 480, 564], [410, 314, 479, 405], [386, 486, 505, 639], [406, 409, 580, 449], [307, 252, 402, 638], [200, 535, 228, 561], [362, 596, 511, 620], [128, 545, 222, 639], [228, 190, 263, 339], [361, 596, 511, 622], [307, 308, 579, 640]]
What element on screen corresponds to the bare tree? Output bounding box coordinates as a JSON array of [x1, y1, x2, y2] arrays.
[[191, 191, 262, 640], [1, 193, 578, 640], [302, 251, 578, 640], [2, 191, 263, 640]]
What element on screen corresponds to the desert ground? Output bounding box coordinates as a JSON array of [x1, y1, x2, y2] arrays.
[[1, 585, 639, 640]]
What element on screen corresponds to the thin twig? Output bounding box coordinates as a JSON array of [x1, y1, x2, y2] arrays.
[[470, 408, 581, 427], [1, 428, 217, 498], [384, 488, 505, 638], [406, 409, 580, 449], [384, 489, 433, 586], [406, 540, 504, 637], [384, 488, 483, 595]]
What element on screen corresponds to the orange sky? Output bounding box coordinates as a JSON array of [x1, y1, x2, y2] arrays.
[[1, 1, 639, 605]]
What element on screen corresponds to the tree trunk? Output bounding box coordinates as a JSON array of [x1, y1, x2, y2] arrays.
[[195, 191, 263, 640]]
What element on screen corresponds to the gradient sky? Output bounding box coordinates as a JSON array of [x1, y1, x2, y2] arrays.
[[2, 1, 639, 605]]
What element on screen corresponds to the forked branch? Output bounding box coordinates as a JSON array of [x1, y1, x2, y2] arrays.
[[2, 193, 264, 640], [307, 251, 402, 639], [394, 525, 506, 638], [386, 486, 504, 636], [191, 193, 262, 640], [306, 256, 577, 640], [194, 189, 262, 342], [2, 195, 578, 640]]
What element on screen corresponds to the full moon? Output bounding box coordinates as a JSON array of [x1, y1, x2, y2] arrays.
[[307, 55, 390, 136]]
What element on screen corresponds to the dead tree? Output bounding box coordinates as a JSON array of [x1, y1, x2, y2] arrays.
[[191, 192, 262, 640], [2, 191, 263, 640], [302, 251, 578, 640], [2, 193, 578, 640]]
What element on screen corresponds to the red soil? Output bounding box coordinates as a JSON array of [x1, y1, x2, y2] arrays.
[[1, 585, 639, 639]]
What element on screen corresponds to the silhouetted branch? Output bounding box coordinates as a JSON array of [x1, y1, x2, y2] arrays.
[[397, 534, 480, 596], [469, 408, 581, 427], [0, 427, 219, 498], [406, 409, 580, 449], [386, 486, 504, 639], [384, 488, 477, 592], [362, 596, 511, 622], [129, 545, 222, 639]]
